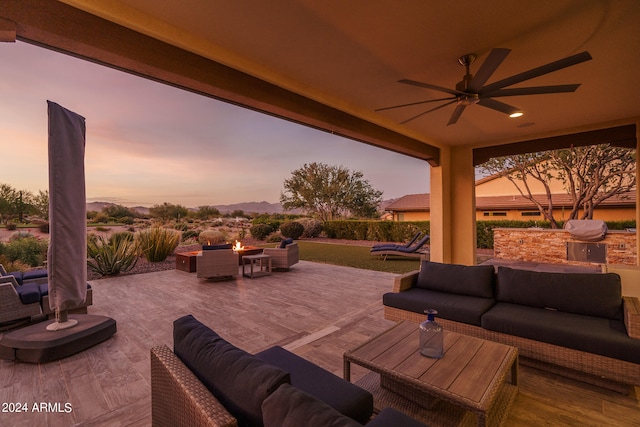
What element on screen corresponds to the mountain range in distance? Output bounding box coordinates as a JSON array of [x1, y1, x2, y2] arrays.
[[86, 199, 398, 216]]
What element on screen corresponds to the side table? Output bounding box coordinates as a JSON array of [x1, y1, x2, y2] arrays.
[[242, 254, 272, 278]]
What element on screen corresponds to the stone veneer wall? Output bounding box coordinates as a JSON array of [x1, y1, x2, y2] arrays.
[[493, 228, 638, 266]]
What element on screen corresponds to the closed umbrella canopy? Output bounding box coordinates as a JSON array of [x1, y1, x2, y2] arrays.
[[47, 101, 87, 322]]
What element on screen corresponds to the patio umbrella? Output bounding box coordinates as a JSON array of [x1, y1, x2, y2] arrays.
[[46, 101, 87, 331]]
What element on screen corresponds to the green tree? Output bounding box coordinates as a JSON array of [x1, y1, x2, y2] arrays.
[[479, 144, 636, 228], [31, 190, 49, 220], [149, 202, 189, 221], [280, 162, 383, 221], [102, 204, 138, 220], [195, 205, 220, 219]]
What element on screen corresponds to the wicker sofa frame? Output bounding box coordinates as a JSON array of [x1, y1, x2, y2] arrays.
[[384, 270, 640, 393], [196, 249, 239, 279], [0, 276, 42, 324]]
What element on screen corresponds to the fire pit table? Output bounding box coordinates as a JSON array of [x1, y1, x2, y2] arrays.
[[233, 245, 263, 264]]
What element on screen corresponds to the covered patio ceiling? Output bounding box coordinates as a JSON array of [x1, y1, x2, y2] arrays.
[[1, 0, 639, 164]]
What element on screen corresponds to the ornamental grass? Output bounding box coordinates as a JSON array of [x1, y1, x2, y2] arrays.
[[136, 227, 181, 262]]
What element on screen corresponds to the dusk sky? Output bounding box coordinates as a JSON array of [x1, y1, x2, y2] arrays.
[[0, 41, 430, 208]]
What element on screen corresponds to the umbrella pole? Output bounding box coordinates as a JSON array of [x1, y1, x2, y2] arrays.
[[46, 309, 78, 331]]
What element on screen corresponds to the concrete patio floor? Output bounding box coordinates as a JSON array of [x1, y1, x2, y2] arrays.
[[1, 260, 638, 426]]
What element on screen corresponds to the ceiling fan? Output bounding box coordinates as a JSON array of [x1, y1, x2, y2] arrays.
[[377, 48, 592, 125]]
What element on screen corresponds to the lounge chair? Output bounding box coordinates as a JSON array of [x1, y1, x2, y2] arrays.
[[371, 235, 430, 260], [263, 239, 299, 270], [0, 275, 43, 327], [370, 231, 422, 252], [196, 246, 239, 279]]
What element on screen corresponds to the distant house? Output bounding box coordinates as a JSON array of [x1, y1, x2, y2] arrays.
[[385, 173, 636, 222]]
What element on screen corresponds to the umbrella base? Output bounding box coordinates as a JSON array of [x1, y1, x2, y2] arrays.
[[0, 314, 116, 363]]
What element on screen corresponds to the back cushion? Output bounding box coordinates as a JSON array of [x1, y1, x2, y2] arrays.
[[173, 315, 290, 426], [496, 267, 622, 320], [415, 261, 495, 299]]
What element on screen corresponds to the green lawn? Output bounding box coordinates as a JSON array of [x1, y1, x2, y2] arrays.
[[284, 241, 421, 274]]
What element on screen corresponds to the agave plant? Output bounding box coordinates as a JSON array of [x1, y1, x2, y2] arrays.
[[87, 234, 140, 276], [136, 227, 181, 262]]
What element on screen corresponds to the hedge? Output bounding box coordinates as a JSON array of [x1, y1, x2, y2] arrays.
[[323, 219, 635, 249]]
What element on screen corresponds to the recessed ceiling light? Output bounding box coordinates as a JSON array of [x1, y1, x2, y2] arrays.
[[509, 112, 523, 118]]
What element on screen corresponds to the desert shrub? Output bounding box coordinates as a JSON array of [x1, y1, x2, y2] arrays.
[[92, 212, 110, 224], [0, 254, 31, 272], [0, 236, 48, 267], [250, 224, 273, 240], [279, 221, 304, 239], [182, 229, 200, 241], [38, 223, 50, 233], [5, 223, 17, 231], [298, 218, 323, 238], [605, 220, 636, 230], [323, 220, 430, 242], [109, 231, 135, 246], [136, 228, 181, 262], [198, 230, 227, 245], [173, 222, 189, 231], [10, 231, 33, 240], [87, 234, 140, 276], [266, 231, 283, 243]]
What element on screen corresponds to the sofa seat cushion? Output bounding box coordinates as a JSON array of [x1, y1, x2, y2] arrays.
[[416, 261, 495, 298], [368, 408, 430, 427], [173, 315, 290, 427], [482, 303, 640, 364], [383, 288, 495, 326], [256, 345, 373, 424], [496, 267, 623, 320], [262, 383, 361, 427], [16, 283, 42, 304]]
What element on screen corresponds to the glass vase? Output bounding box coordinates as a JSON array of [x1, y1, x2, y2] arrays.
[[419, 309, 443, 358]]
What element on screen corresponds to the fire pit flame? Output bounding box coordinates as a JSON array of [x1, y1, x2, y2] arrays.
[[233, 240, 245, 251]]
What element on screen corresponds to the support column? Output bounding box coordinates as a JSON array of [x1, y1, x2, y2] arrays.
[[429, 146, 476, 265], [636, 122, 639, 266]]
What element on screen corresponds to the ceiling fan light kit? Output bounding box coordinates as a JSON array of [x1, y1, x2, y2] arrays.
[[379, 48, 592, 125]]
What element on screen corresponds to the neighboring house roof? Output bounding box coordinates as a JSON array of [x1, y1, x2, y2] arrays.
[[385, 192, 636, 212]]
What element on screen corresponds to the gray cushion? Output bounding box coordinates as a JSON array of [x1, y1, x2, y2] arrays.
[[383, 288, 495, 326], [262, 384, 361, 427], [173, 315, 290, 427], [256, 345, 373, 424], [482, 303, 640, 364], [416, 261, 495, 298], [496, 267, 622, 320]]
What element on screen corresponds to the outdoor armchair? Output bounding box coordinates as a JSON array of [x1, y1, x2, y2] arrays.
[[196, 248, 239, 279], [263, 242, 299, 270], [0, 275, 42, 325]]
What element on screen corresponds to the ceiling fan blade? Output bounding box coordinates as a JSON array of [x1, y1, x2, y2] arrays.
[[447, 104, 467, 126], [467, 48, 511, 93], [399, 79, 466, 96], [477, 98, 520, 115], [399, 99, 458, 124], [482, 84, 581, 97], [375, 96, 456, 112], [480, 51, 592, 93]]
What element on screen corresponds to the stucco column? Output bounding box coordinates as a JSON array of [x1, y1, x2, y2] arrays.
[[429, 145, 476, 265]]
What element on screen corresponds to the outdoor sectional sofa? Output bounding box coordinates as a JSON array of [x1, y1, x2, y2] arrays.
[[151, 315, 429, 427], [383, 261, 640, 393]]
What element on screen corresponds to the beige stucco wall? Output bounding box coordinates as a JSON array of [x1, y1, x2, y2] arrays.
[[476, 173, 566, 197], [476, 206, 635, 222]]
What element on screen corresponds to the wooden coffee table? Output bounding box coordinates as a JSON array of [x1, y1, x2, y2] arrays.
[[344, 321, 518, 427]]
